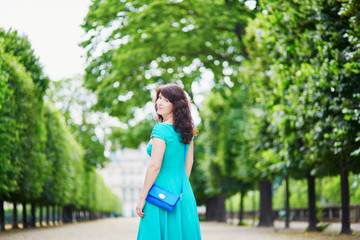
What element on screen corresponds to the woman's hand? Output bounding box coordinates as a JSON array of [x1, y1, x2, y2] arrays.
[[136, 198, 146, 218]]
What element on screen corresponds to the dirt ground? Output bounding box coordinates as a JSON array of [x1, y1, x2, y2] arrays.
[[0, 218, 359, 240]]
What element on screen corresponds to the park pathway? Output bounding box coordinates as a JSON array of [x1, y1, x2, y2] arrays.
[[0, 218, 359, 240]]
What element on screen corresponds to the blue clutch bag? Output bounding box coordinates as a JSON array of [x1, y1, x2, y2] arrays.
[[145, 145, 187, 212], [146, 184, 180, 212]]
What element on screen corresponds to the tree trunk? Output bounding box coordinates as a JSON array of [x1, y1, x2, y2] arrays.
[[22, 202, 27, 229], [30, 202, 36, 228], [52, 205, 56, 225], [252, 190, 256, 225], [62, 205, 73, 223], [12, 202, 19, 229], [39, 205, 43, 227], [0, 199, 5, 231], [57, 205, 61, 224], [46, 205, 50, 226], [285, 176, 290, 228], [340, 161, 351, 234], [258, 180, 273, 226], [307, 173, 317, 231], [205, 195, 227, 222], [238, 190, 244, 225]]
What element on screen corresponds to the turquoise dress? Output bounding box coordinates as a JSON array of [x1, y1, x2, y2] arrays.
[[137, 123, 202, 240]]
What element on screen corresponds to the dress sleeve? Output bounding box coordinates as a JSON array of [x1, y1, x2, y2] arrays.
[[150, 123, 167, 142]]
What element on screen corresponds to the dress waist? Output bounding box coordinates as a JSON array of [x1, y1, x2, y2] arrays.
[[160, 165, 184, 168]]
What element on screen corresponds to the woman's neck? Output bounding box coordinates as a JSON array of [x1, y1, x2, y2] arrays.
[[162, 115, 174, 125]]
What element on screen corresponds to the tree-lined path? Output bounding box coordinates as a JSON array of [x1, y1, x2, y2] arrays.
[[0, 218, 359, 240], [1, 0, 360, 238]]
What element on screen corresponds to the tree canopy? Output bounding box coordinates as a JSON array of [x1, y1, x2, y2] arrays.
[[0, 29, 122, 227], [80, 0, 360, 232]]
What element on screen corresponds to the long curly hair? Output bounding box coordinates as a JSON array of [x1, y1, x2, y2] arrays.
[[154, 84, 196, 144]]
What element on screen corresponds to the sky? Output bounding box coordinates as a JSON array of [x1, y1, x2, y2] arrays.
[[0, 0, 91, 81]]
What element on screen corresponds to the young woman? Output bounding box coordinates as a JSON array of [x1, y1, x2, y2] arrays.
[[136, 84, 202, 240]]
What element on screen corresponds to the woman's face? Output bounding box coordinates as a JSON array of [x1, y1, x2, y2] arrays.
[[156, 93, 173, 117]]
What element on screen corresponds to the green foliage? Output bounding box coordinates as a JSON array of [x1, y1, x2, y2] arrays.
[[1, 45, 47, 202], [318, 173, 360, 206], [0, 46, 7, 107], [0, 28, 50, 204], [110, 118, 153, 149], [79, 168, 122, 213], [227, 174, 360, 211], [243, 0, 360, 187], [81, 0, 264, 206], [193, 88, 254, 202], [81, 0, 259, 148], [43, 93, 121, 213], [280, 174, 360, 208], [43, 103, 84, 205], [243, 1, 318, 183], [0, 28, 121, 214], [0, 43, 20, 200], [79, 0, 360, 215], [47, 76, 109, 168], [44, 75, 121, 213], [213, 0, 360, 215], [0, 28, 49, 97], [338, 0, 360, 156], [226, 190, 260, 212]]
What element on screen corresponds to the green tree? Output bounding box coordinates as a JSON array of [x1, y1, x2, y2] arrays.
[[81, 0, 261, 222], [307, 1, 360, 234], [81, 0, 259, 139], [338, 0, 360, 155], [0, 29, 49, 97], [46, 77, 122, 219], [43, 103, 78, 213], [193, 87, 254, 222], [0, 28, 50, 228], [0, 42, 21, 231], [0, 28, 121, 229], [245, 0, 360, 233], [47, 76, 108, 168]]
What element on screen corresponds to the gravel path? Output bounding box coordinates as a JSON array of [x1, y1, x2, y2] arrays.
[[0, 218, 359, 240]]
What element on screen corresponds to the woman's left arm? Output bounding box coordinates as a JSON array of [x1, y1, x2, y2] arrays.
[[185, 140, 194, 178], [136, 137, 166, 218]]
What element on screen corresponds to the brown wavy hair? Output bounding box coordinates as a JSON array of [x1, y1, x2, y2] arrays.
[[154, 83, 196, 144]]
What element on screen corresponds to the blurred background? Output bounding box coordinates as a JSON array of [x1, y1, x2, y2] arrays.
[[0, 0, 359, 236]]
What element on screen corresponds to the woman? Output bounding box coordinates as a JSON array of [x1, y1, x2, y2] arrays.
[[136, 84, 202, 240]]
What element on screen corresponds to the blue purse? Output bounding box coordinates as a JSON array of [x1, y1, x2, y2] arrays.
[[146, 145, 187, 212]]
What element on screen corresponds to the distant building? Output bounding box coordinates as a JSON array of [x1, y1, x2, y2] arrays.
[[98, 144, 148, 217]]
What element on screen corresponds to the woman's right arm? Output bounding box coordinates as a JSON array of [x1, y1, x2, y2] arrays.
[[136, 137, 165, 218]]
